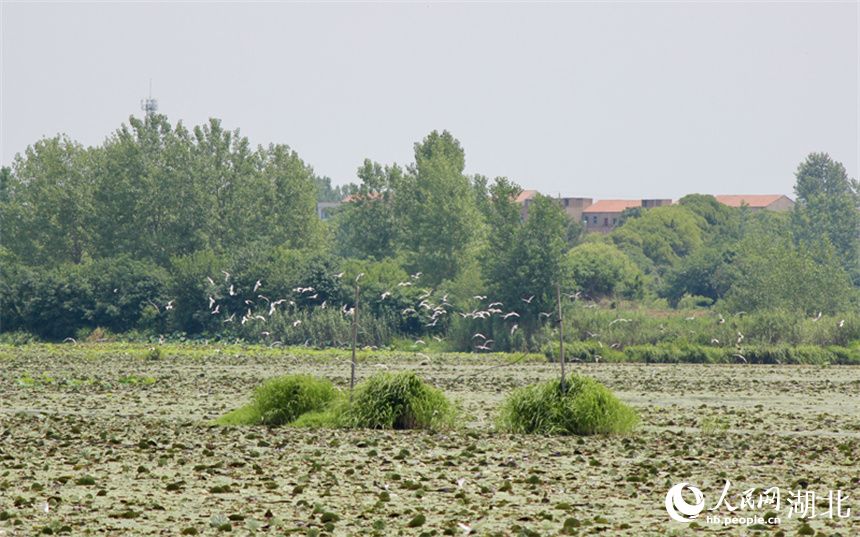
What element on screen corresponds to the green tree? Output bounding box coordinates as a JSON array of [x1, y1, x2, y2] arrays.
[[566, 241, 643, 300], [394, 131, 486, 285], [610, 205, 706, 271], [677, 194, 740, 241], [189, 117, 257, 253], [333, 159, 401, 260], [660, 244, 738, 308], [255, 143, 324, 250], [3, 135, 93, 266], [791, 153, 860, 279], [314, 175, 346, 203], [0, 166, 10, 204], [484, 193, 570, 344], [92, 114, 199, 264], [721, 233, 856, 316]]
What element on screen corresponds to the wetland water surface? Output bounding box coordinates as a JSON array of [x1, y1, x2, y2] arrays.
[[1, 347, 859, 536]]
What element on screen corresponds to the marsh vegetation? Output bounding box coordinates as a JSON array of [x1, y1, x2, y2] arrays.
[[1, 344, 859, 536]]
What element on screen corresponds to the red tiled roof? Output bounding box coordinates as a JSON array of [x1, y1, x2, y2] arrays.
[[343, 191, 385, 203], [514, 190, 539, 204], [582, 200, 643, 214], [714, 195, 789, 208]]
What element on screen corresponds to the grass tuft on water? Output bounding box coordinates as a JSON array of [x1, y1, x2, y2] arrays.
[[215, 374, 343, 426], [496, 374, 638, 435], [253, 374, 343, 426], [344, 371, 458, 430]]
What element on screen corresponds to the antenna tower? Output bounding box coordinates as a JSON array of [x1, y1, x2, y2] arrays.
[[141, 79, 158, 116]]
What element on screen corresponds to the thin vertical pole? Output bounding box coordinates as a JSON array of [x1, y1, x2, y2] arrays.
[[556, 283, 566, 396], [350, 285, 359, 403]]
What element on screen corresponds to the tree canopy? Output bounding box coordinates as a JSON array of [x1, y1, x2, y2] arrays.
[[2, 121, 856, 352]]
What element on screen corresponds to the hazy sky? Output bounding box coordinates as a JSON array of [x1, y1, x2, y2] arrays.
[[2, 2, 858, 200]]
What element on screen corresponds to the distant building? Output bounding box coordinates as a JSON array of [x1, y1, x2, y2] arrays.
[[557, 197, 593, 223], [316, 202, 341, 220], [516, 190, 593, 222], [582, 199, 672, 234], [342, 191, 386, 204], [516, 190, 540, 220], [714, 195, 794, 212]]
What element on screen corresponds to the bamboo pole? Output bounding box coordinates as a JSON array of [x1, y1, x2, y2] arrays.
[[556, 283, 566, 396], [350, 285, 359, 402]]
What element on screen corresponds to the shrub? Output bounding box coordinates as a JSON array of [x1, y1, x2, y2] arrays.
[[345, 371, 458, 430], [252, 374, 343, 426], [496, 374, 638, 435], [0, 331, 39, 345]]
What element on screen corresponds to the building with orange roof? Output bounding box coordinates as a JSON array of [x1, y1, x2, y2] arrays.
[[713, 195, 794, 212], [582, 199, 672, 234], [516, 190, 593, 222]]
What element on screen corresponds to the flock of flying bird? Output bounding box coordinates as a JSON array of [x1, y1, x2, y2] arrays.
[[148, 270, 849, 358], [190, 269, 554, 352]]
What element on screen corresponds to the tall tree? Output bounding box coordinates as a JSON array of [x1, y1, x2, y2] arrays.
[[3, 135, 93, 266], [721, 232, 856, 315], [485, 192, 570, 344], [255, 143, 324, 250], [92, 114, 198, 264], [791, 152, 860, 279], [333, 159, 401, 260], [394, 131, 485, 285], [190, 117, 256, 253]]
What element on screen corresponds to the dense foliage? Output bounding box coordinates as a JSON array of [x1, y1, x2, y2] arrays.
[[2, 115, 858, 357], [496, 374, 638, 435]]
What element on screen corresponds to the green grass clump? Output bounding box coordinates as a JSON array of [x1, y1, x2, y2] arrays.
[[344, 371, 458, 430], [496, 374, 637, 435], [247, 374, 343, 426], [253, 374, 342, 426]]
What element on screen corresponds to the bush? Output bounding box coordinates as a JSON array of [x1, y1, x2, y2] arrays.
[[345, 371, 458, 430], [496, 374, 638, 435], [0, 331, 39, 345], [252, 374, 343, 426]]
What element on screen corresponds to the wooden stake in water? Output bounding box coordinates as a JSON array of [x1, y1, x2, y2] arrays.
[[556, 283, 566, 396], [350, 285, 359, 402]]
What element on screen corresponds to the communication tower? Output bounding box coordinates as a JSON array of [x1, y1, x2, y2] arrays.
[[141, 79, 158, 116]]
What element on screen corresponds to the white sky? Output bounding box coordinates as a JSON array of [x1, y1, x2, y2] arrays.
[[2, 2, 858, 200]]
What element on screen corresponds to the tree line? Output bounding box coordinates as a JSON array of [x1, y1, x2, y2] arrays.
[[2, 114, 858, 352]]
